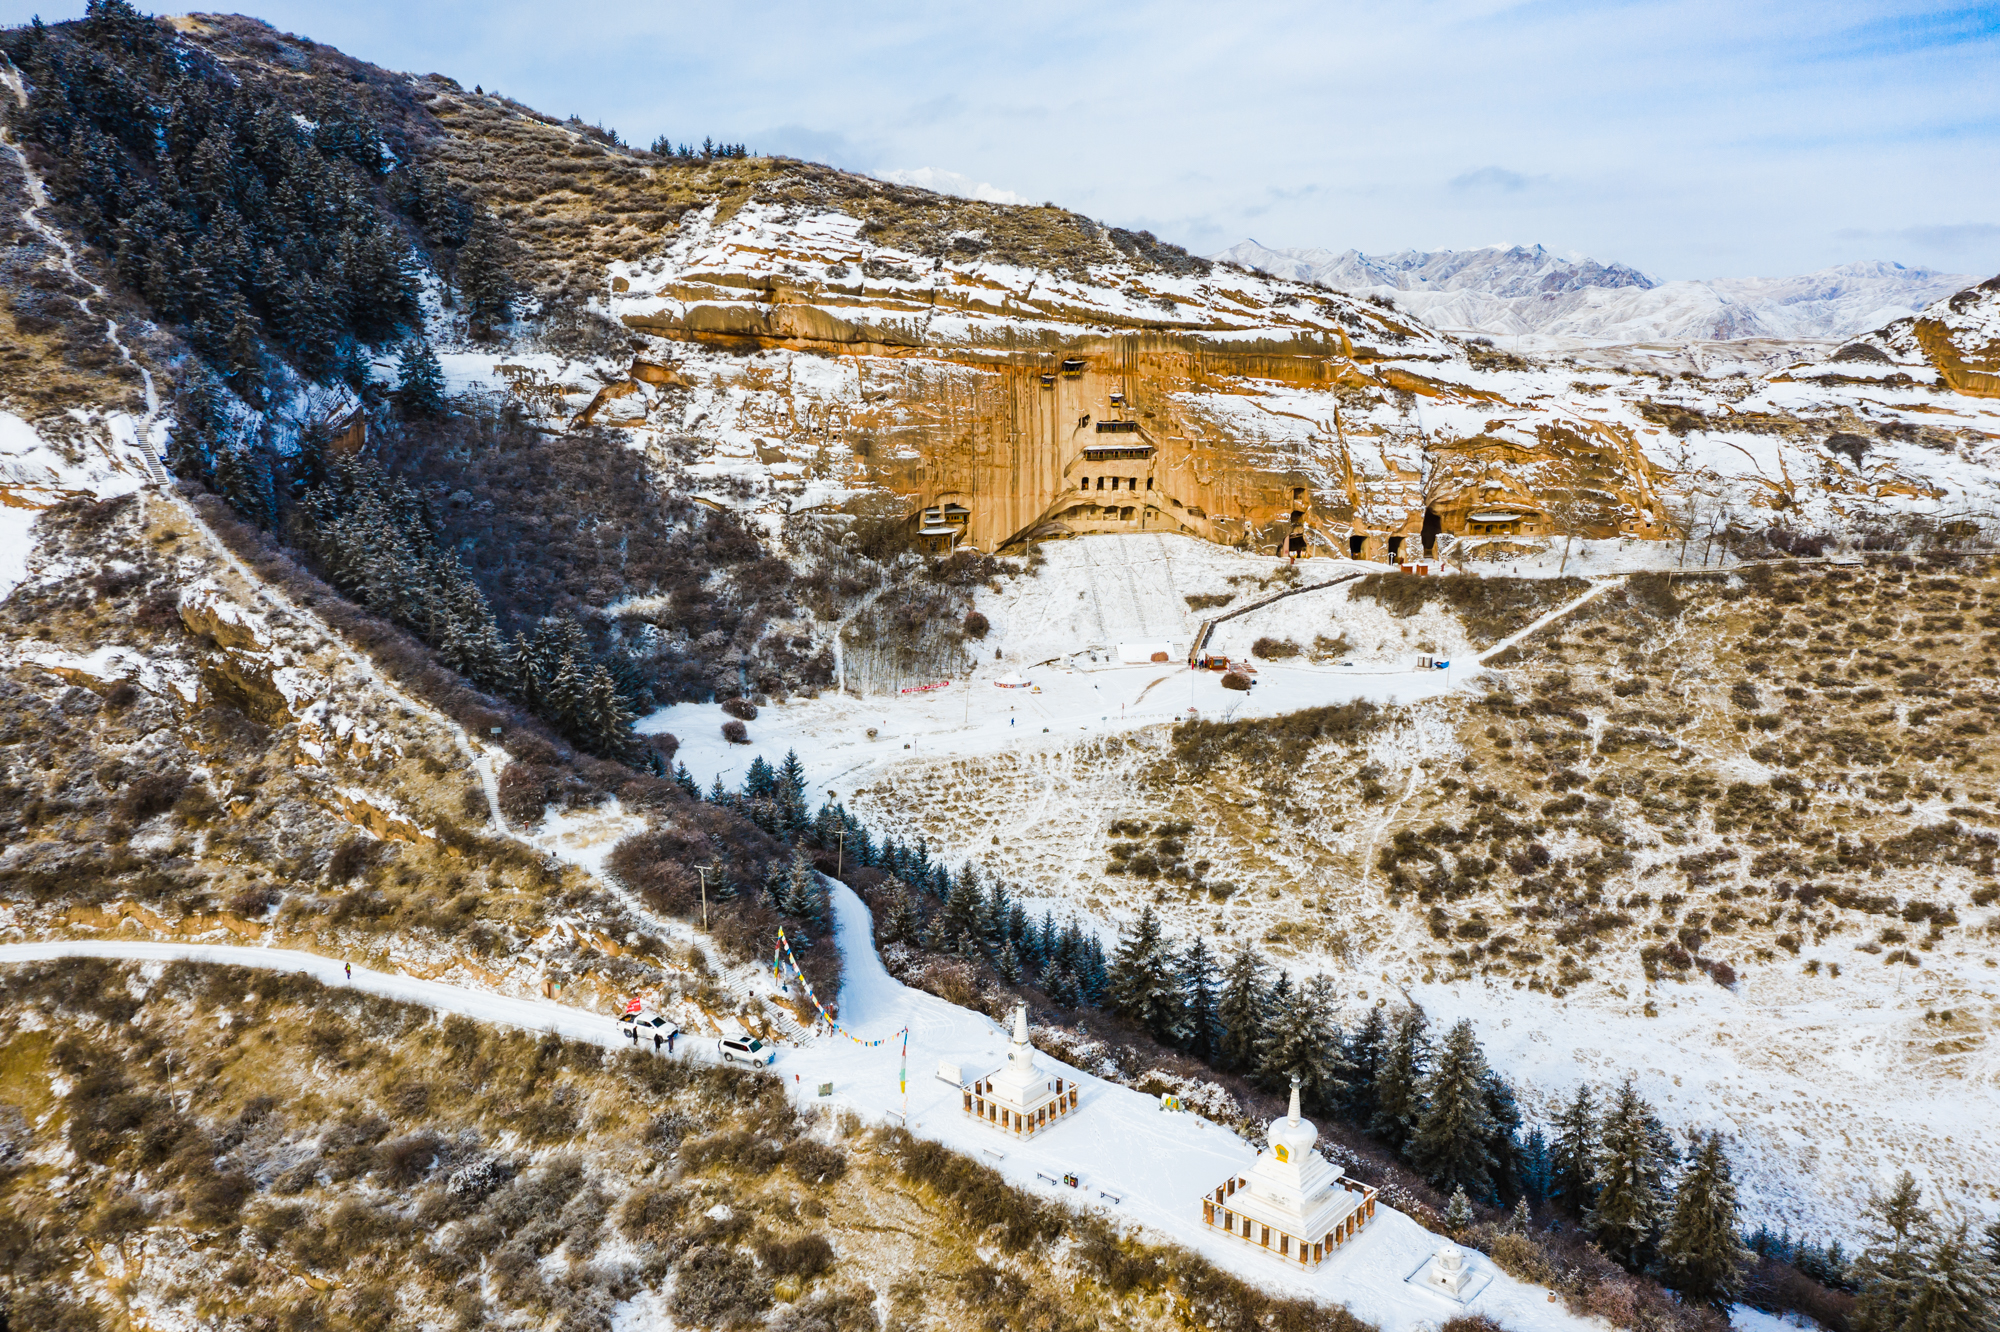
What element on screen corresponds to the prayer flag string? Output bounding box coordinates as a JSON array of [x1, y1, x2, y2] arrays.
[[773, 926, 908, 1050]]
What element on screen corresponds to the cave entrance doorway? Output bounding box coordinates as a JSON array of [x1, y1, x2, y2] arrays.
[[1420, 507, 1442, 557], [1386, 535, 1404, 562], [1349, 533, 1366, 559]]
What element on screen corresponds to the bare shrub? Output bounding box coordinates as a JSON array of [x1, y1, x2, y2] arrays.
[[963, 610, 989, 639], [671, 1246, 771, 1326], [1220, 671, 1251, 691], [721, 698, 759, 721], [722, 720, 749, 744], [785, 1140, 847, 1185], [618, 1184, 683, 1246], [118, 771, 184, 822], [325, 837, 380, 883], [1252, 637, 1300, 659], [756, 1233, 835, 1278]]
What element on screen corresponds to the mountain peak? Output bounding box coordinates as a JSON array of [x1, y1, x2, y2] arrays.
[[1212, 240, 1977, 343]]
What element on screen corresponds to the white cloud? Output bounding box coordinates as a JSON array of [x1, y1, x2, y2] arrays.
[[46, 0, 1994, 280], [877, 168, 1028, 207]]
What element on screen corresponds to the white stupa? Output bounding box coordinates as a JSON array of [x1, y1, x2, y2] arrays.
[[1421, 1244, 1472, 1297], [1200, 1076, 1377, 1269], [1404, 1237, 1493, 1304], [961, 1003, 1079, 1139]]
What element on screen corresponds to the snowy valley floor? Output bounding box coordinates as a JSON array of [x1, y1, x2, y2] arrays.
[[626, 535, 2000, 1246]]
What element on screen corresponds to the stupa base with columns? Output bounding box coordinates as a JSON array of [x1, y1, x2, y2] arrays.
[[961, 1003, 1080, 1140], [1198, 1077, 1378, 1269]]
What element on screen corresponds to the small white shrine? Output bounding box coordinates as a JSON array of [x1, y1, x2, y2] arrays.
[[1421, 1245, 1472, 1297], [961, 1004, 1079, 1139], [1406, 1240, 1493, 1305], [1200, 1077, 1378, 1269]]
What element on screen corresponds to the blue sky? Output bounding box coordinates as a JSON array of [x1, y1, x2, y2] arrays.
[[5, 1, 1996, 279]]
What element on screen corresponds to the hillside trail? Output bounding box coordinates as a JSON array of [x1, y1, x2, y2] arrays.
[[1475, 576, 1624, 665], [0, 63, 167, 485]]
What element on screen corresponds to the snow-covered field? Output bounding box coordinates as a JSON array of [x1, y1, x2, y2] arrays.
[[645, 533, 1668, 800]]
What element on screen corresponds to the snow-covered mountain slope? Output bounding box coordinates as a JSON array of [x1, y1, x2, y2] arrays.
[[1216, 241, 1978, 346], [1219, 242, 1656, 300]]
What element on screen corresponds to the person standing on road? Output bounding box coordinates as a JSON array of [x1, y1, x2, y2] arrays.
[[344, 962, 351, 981]]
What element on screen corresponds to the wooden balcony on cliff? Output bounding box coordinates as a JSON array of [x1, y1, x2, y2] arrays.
[[1061, 358, 1086, 376], [918, 503, 971, 554], [1466, 509, 1538, 536]]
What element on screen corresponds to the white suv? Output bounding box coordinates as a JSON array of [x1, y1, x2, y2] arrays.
[[718, 1035, 775, 1067], [619, 1010, 679, 1050]]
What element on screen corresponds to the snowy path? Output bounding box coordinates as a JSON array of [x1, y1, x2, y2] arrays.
[[1476, 577, 1621, 664], [0, 909, 1593, 1332], [0, 940, 629, 1049]]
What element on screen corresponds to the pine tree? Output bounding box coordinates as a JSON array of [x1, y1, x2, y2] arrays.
[[456, 215, 516, 327], [1520, 1125, 1554, 1202], [1409, 1019, 1499, 1200], [1658, 1132, 1751, 1308], [395, 338, 445, 417], [1369, 1008, 1428, 1154], [1079, 934, 1108, 1005], [1345, 1005, 1390, 1119], [977, 879, 1009, 952], [1900, 1223, 2000, 1332], [773, 849, 827, 936], [1550, 1085, 1599, 1217], [1005, 902, 1029, 952], [1587, 1079, 1668, 1269], [745, 756, 778, 800], [997, 937, 1022, 985], [1253, 972, 1293, 1083], [1483, 1067, 1526, 1202], [1853, 1171, 1936, 1332], [1106, 906, 1186, 1043], [673, 762, 701, 799], [1215, 946, 1267, 1072], [1179, 937, 1221, 1060], [1444, 1186, 1474, 1234], [877, 878, 923, 946], [1510, 1198, 1534, 1233], [939, 864, 983, 955], [1254, 974, 1351, 1112], [1042, 956, 1079, 1007], [777, 749, 807, 802]]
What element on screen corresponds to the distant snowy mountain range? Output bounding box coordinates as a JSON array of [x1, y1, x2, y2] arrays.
[[1213, 240, 1978, 345]]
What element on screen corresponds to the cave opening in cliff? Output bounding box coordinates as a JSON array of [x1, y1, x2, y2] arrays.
[[1349, 534, 1366, 559], [1421, 507, 1442, 556], [1387, 535, 1404, 561]]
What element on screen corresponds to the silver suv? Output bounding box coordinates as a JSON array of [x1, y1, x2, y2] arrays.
[[718, 1035, 775, 1067]]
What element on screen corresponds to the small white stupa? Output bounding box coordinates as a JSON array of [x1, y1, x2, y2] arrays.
[[1404, 1236, 1492, 1304], [1420, 1244, 1472, 1298], [1200, 1076, 1377, 1269], [961, 1003, 1078, 1139]]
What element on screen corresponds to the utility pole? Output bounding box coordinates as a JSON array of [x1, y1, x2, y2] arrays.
[[695, 862, 719, 932]]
